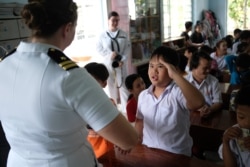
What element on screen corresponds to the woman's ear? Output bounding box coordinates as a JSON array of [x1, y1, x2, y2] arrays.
[[62, 22, 73, 37]]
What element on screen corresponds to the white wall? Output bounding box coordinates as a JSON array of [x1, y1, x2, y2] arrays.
[[209, 0, 227, 37]]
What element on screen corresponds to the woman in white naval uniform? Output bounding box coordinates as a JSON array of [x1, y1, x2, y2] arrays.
[[0, 0, 138, 167], [96, 11, 130, 113]]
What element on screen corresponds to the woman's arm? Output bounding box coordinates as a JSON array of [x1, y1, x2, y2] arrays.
[[97, 113, 138, 150]]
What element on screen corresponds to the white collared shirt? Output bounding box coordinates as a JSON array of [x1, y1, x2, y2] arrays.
[[0, 41, 119, 167], [210, 52, 227, 71], [136, 82, 192, 156], [185, 73, 222, 106]]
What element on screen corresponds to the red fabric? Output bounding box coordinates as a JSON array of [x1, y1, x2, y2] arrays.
[[126, 97, 137, 122]]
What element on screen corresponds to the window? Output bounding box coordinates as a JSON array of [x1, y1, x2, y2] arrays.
[[227, 0, 250, 35], [162, 0, 192, 39], [64, 0, 107, 66]]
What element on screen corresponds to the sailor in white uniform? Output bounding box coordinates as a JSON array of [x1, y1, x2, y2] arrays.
[[0, 1, 137, 167], [96, 11, 131, 113]]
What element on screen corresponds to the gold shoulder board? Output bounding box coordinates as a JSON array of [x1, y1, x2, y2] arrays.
[[0, 48, 16, 62], [47, 48, 78, 71]]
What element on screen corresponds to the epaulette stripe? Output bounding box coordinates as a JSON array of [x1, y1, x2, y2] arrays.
[[59, 60, 75, 66], [47, 48, 79, 71], [62, 63, 78, 70], [0, 48, 17, 62], [60, 62, 77, 68]]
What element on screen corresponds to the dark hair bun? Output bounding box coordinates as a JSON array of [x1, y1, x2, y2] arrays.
[[21, 2, 47, 31]]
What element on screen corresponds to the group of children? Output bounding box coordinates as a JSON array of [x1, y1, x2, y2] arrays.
[[84, 42, 250, 166]]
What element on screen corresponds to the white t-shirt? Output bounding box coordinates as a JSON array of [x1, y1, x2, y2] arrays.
[[0, 41, 119, 167], [136, 82, 192, 156]]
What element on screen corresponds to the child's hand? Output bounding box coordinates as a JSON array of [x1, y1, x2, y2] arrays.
[[159, 59, 178, 79], [243, 136, 250, 151], [223, 127, 242, 144], [198, 105, 211, 118]]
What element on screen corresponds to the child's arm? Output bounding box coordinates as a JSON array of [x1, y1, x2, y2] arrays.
[[199, 103, 223, 118], [159, 59, 205, 110], [222, 127, 242, 167], [135, 118, 143, 144]]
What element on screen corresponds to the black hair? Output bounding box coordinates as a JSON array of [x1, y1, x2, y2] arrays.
[[186, 46, 198, 54], [21, 0, 77, 37], [236, 53, 250, 70], [150, 46, 179, 67], [215, 39, 227, 49], [199, 45, 214, 54], [190, 51, 212, 70], [185, 21, 193, 30], [234, 28, 242, 35], [235, 85, 250, 108], [178, 54, 188, 72], [239, 30, 250, 40], [84, 62, 109, 82], [108, 11, 119, 19], [224, 35, 234, 49], [125, 74, 141, 90], [237, 42, 248, 54]]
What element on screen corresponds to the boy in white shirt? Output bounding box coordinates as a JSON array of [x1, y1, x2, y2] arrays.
[[218, 86, 250, 167], [135, 46, 205, 156]]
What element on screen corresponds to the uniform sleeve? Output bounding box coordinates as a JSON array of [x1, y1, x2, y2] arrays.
[[63, 68, 119, 131]]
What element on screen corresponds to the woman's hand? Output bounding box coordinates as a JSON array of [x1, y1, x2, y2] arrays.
[[115, 145, 132, 155]]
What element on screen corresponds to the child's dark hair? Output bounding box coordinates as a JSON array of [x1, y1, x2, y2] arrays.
[[186, 46, 198, 54], [84, 62, 109, 82], [125, 74, 142, 101], [190, 51, 212, 70], [235, 85, 250, 108], [236, 53, 250, 70], [150, 46, 179, 67], [237, 42, 248, 54], [185, 21, 193, 30], [224, 35, 234, 49], [234, 28, 242, 35], [125, 74, 141, 90], [199, 45, 214, 54]]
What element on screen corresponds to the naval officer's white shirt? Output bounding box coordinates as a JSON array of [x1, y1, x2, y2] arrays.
[[0, 41, 119, 167], [136, 82, 192, 156]]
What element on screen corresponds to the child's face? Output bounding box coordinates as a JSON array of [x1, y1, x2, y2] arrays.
[[130, 77, 145, 98], [148, 56, 171, 87], [192, 57, 211, 83], [237, 105, 250, 129], [217, 42, 227, 55]]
